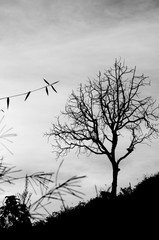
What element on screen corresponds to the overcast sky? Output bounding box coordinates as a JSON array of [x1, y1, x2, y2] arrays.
[[0, 0, 159, 211]]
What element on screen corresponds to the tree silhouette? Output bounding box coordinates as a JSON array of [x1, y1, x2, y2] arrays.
[[46, 59, 159, 197]]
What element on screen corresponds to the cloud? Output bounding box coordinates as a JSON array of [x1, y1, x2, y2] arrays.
[[1, 0, 158, 45]]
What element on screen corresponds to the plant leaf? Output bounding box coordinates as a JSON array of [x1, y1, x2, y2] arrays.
[[7, 97, 10, 109], [24, 91, 31, 101], [51, 85, 57, 93], [45, 87, 49, 95], [43, 78, 50, 85], [52, 81, 59, 85]]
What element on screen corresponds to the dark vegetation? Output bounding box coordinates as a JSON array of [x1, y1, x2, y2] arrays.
[[1, 172, 159, 238]]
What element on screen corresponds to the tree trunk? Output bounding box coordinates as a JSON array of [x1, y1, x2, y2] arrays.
[[111, 164, 120, 198]]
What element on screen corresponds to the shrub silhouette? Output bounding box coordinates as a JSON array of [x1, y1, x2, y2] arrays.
[[0, 195, 31, 230]]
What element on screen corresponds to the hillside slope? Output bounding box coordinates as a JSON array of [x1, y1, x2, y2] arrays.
[[32, 172, 159, 238], [1, 172, 159, 238]]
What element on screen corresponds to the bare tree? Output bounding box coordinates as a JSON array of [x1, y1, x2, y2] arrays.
[[46, 59, 159, 197]]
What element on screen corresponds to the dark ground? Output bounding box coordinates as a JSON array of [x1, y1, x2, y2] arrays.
[[1, 172, 159, 239]]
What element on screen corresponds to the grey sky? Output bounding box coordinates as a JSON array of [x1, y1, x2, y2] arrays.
[[0, 0, 159, 210], [0, 0, 158, 41]]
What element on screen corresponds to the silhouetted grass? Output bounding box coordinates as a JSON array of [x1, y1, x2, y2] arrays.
[[1, 172, 159, 238]]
